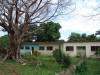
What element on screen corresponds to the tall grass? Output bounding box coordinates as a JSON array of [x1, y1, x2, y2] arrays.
[[0, 55, 66, 75], [73, 58, 100, 75]]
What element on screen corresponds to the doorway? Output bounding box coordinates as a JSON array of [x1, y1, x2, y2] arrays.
[[77, 46, 86, 57]]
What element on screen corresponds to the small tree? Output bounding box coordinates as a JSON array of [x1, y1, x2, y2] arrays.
[[75, 60, 88, 74], [53, 44, 71, 67], [53, 45, 63, 64]]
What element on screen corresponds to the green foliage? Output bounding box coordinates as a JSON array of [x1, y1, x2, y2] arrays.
[[23, 24, 38, 42], [73, 58, 100, 75], [53, 45, 71, 68], [23, 21, 61, 42], [95, 49, 100, 56], [75, 60, 88, 73], [0, 35, 9, 49], [53, 48, 62, 64], [62, 54, 71, 68], [36, 21, 61, 42], [0, 55, 66, 75], [95, 29, 100, 35], [68, 32, 100, 41]]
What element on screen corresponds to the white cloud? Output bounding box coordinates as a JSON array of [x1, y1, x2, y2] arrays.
[[0, 31, 7, 36], [58, 0, 100, 40]]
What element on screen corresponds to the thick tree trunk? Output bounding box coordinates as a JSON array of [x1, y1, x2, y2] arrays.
[[0, 34, 24, 63]]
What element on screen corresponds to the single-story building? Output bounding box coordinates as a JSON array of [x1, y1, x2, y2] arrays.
[[20, 42, 63, 56], [20, 41, 100, 57]]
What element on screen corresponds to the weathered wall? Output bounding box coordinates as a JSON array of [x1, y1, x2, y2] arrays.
[[63, 42, 100, 57], [38, 44, 60, 56], [20, 42, 100, 57], [20, 44, 39, 53]]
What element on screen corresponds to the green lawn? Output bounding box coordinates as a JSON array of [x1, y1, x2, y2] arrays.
[[86, 58, 100, 75], [1, 55, 99, 75], [0, 55, 72, 75], [73, 58, 100, 75]]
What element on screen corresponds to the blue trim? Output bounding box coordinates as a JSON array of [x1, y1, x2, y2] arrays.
[[20, 44, 39, 53]]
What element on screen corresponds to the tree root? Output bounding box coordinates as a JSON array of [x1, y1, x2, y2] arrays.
[[0, 54, 9, 63], [0, 54, 27, 64], [16, 58, 28, 64]]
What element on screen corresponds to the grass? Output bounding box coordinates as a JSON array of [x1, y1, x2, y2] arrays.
[[86, 58, 100, 75], [73, 58, 100, 75], [70, 57, 80, 65], [1, 54, 100, 75], [0, 55, 71, 75]]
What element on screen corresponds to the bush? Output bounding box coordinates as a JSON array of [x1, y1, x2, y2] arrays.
[[62, 54, 71, 68], [95, 49, 100, 56], [75, 60, 88, 73], [53, 48, 71, 68], [53, 48, 62, 64], [33, 51, 40, 56]]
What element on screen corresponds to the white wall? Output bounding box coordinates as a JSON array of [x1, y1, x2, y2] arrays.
[[63, 42, 100, 57], [37, 42, 100, 57], [38, 44, 60, 56]]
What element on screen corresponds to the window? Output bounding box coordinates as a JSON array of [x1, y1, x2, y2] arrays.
[[91, 46, 100, 51], [66, 46, 74, 51], [25, 46, 30, 50], [21, 46, 24, 49], [39, 46, 45, 50], [47, 46, 53, 50]]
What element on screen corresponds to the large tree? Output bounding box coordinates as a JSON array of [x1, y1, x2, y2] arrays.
[[24, 22, 61, 42], [36, 22, 61, 42], [0, 0, 71, 62]]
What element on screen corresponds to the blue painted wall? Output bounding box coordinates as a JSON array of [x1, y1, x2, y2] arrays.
[[20, 44, 39, 53]]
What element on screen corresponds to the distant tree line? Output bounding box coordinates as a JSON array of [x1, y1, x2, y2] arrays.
[[68, 32, 100, 41]]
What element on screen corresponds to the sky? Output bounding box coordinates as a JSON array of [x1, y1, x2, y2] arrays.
[[0, 0, 100, 41], [56, 0, 100, 40]]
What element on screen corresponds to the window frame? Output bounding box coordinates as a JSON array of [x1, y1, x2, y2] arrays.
[[91, 46, 100, 51], [47, 46, 53, 51], [39, 46, 45, 50], [66, 46, 74, 51]]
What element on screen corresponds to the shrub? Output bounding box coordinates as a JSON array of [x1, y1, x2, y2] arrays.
[[75, 60, 88, 73], [95, 49, 100, 56], [33, 51, 40, 56], [53, 48, 62, 64], [53, 47, 71, 68], [62, 54, 71, 68]]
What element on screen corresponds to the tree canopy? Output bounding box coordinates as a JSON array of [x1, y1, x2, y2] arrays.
[[36, 22, 61, 42], [68, 32, 100, 41], [95, 29, 100, 36]]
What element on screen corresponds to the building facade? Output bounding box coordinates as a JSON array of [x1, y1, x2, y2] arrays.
[[20, 41, 100, 57]]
